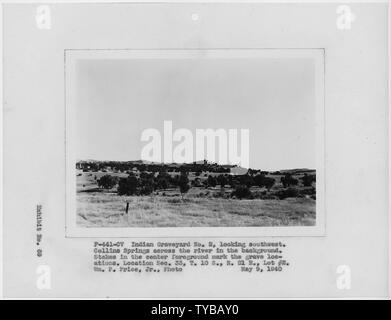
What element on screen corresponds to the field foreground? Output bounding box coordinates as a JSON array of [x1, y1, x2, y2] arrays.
[[77, 191, 315, 227]]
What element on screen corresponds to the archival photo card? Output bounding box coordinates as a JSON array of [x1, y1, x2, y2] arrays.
[[65, 49, 325, 237], [2, 2, 389, 299]]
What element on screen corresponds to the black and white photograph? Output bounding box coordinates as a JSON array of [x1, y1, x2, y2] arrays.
[[2, 2, 389, 300], [68, 49, 324, 229]]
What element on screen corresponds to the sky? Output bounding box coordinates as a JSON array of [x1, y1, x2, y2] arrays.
[[75, 56, 316, 171]]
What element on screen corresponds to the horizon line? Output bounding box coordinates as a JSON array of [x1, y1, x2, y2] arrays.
[[75, 159, 315, 172]]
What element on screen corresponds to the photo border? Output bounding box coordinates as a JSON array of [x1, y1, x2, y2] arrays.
[[65, 48, 325, 238]]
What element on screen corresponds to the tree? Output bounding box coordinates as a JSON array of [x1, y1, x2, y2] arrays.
[[238, 174, 254, 188], [117, 174, 139, 195], [301, 173, 316, 187], [156, 172, 170, 190], [139, 172, 155, 195], [231, 185, 253, 200], [217, 175, 228, 188], [276, 187, 299, 199], [140, 183, 154, 195], [281, 173, 298, 188], [192, 178, 202, 187], [254, 174, 264, 187], [227, 175, 234, 188], [97, 175, 118, 189], [254, 174, 275, 190], [178, 172, 190, 200], [207, 175, 217, 188], [138, 164, 146, 172], [263, 177, 276, 190]]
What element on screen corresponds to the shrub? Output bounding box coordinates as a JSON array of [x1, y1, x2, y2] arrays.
[[281, 174, 299, 188], [299, 187, 316, 196], [155, 172, 170, 190], [231, 185, 253, 200], [207, 175, 217, 188], [167, 198, 181, 204], [237, 174, 254, 188], [213, 190, 229, 199], [97, 175, 118, 189], [301, 173, 316, 187], [139, 173, 155, 195], [118, 175, 139, 195], [192, 178, 202, 187], [276, 187, 299, 199], [178, 173, 190, 199], [217, 175, 228, 188], [140, 184, 154, 195], [254, 174, 276, 190], [260, 194, 279, 200]]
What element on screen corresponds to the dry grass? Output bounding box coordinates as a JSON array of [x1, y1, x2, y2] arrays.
[[76, 171, 315, 227], [77, 191, 315, 227]]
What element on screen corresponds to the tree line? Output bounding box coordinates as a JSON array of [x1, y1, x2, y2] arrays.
[[79, 160, 233, 174], [96, 171, 315, 200]]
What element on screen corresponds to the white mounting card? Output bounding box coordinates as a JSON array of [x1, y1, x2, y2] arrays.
[[2, 2, 389, 298]]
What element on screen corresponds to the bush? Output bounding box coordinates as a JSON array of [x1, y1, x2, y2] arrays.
[[97, 175, 118, 189], [217, 175, 228, 188], [276, 187, 299, 199], [299, 187, 316, 196], [207, 175, 217, 188], [139, 184, 154, 195], [118, 175, 139, 195], [237, 175, 254, 188], [301, 173, 316, 187], [213, 190, 229, 199], [178, 173, 190, 199], [251, 191, 262, 199], [281, 174, 299, 188], [139, 173, 155, 195], [254, 174, 276, 190], [155, 172, 170, 190], [231, 185, 253, 199], [260, 194, 279, 200], [167, 197, 181, 204], [192, 178, 202, 187]]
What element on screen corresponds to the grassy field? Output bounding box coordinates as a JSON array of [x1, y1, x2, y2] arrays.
[[76, 171, 315, 227]]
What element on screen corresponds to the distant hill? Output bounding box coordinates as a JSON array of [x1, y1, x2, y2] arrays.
[[76, 159, 314, 175], [278, 168, 316, 174]]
